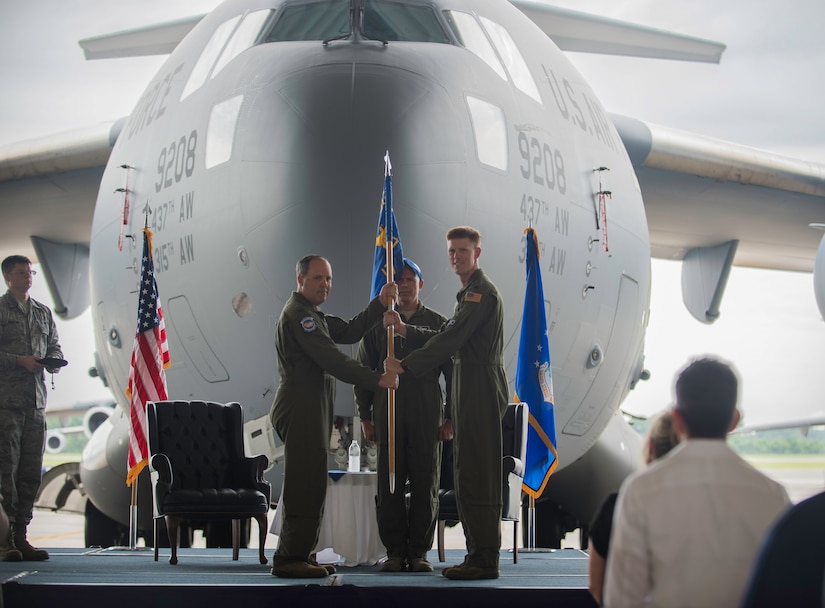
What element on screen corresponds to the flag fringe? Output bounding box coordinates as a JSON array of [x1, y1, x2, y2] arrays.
[[126, 459, 147, 487]]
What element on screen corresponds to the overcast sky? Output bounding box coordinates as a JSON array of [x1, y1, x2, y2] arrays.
[[2, 0, 824, 425]]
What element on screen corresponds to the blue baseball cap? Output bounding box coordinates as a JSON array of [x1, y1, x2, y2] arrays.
[[403, 258, 423, 280]]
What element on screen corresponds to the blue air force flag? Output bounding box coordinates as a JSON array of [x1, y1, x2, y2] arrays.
[[370, 152, 404, 299], [514, 227, 558, 498]]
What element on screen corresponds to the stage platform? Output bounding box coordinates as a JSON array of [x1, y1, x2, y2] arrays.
[[0, 547, 596, 607]]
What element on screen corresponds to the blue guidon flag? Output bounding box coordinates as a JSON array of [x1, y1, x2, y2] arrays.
[[514, 227, 558, 498], [370, 151, 405, 299]]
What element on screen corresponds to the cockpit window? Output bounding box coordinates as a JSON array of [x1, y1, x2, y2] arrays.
[[443, 11, 506, 81], [181, 16, 241, 101], [265, 0, 449, 43], [265, 1, 349, 42], [181, 10, 274, 101], [212, 10, 273, 77], [363, 0, 450, 43], [480, 17, 541, 103]]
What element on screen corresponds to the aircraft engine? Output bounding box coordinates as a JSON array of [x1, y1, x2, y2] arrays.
[[814, 229, 825, 320], [45, 430, 67, 454], [82, 405, 114, 439]]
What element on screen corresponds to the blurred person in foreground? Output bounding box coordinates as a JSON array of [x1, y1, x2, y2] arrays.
[[588, 409, 680, 604], [604, 357, 791, 607]]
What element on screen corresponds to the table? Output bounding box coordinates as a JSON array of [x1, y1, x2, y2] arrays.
[[270, 470, 386, 566]]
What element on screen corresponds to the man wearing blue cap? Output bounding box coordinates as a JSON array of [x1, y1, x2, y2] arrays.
[[355, 258, 452, 573]]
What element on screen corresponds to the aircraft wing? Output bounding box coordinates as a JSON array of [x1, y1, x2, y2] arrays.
[[79, 16, 205, 59], [509, 0, 725, 62], [612, 114, 825, 273], [0, 121, 120, 318], [732, 416, 825, 436]]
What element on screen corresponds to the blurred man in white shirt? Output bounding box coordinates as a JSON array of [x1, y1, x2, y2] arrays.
[[604, 357, 790, 608]]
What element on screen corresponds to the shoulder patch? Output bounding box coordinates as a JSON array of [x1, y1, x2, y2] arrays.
[[464, 291, 482, 303], [300, 316, 317, 332]]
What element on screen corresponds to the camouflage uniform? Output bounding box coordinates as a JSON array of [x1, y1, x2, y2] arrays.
[[0, 290, 63, 551], [270, 291, 385, 568], [401, 269, 508, 569], [354, 303, 452, 564]]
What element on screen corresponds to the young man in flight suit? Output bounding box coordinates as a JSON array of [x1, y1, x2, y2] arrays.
[[270, 254, 398, 579], [354, 258, 453, 573], [386, 227, 508, 580]]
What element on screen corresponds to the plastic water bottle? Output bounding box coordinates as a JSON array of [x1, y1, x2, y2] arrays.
[[348, 440, 361, 472]]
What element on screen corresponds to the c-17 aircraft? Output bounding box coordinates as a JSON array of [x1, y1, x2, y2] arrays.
[[2, 0, 825, 548]]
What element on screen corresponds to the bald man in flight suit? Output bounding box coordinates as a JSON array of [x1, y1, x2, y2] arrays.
[[270, 254, 398, 579]]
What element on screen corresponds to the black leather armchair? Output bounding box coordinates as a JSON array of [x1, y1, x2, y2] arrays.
[[436, 402, 528, 563], [147, 400, 271, 565]]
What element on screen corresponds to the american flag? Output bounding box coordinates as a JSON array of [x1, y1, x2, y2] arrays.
[[125, 227, 171, 487]]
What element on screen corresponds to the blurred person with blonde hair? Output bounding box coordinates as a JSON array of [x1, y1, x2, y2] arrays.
[[588, 410, 680, 604]]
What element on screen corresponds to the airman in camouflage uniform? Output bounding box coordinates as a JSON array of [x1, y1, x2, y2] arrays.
[[0, 255, 63, 561]]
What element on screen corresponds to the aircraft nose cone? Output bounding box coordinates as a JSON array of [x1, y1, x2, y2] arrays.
[[276, 61, 463, 178], [232, 60, 469, 296]]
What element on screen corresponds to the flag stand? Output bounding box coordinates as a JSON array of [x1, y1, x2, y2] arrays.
[[128, 481, 140, 550], [519, 495, 552, 553], [101, 481, 151, 553]]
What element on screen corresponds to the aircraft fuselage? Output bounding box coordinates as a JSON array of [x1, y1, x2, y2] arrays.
[[82, 0, 650, 540]]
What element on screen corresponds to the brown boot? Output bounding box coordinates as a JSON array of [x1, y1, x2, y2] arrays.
[[14, 527, 48, 561], [0, 531, 22, 562]]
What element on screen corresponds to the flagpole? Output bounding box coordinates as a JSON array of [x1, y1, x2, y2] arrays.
[[515, 226, 557, 554], [384, 152, 397, 494], [117, 206, 168, 553], [125, 212, 151, 551], [129, 480, 139, 549]]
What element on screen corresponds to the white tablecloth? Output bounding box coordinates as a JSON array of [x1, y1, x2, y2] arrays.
[[271, 470, 386, 567]]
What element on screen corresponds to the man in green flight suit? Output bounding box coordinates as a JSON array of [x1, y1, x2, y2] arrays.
[[386, 226, 508, 580], [354, 258, 453, 573], [270, 254, 398, 579]]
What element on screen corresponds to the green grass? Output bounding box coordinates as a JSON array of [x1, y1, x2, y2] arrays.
[[42, 453, 82, 469], [743, 454, 825, 469]]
